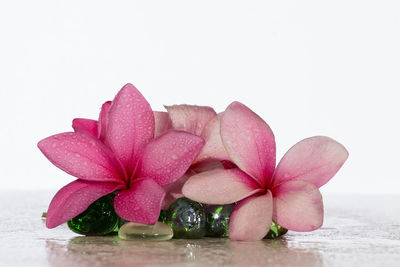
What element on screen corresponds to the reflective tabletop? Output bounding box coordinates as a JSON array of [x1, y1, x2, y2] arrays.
[[1, 191, 399, 267]]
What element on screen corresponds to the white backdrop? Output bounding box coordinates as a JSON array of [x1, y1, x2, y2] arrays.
[[1, 0, 399, 194]]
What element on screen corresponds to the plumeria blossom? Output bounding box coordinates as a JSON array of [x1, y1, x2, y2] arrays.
[[159, 104, 230, 208], [72, 105, 188, 211], [38, 84, 204, 228], [182, 101, 348, 241], [72, 103, 187, 211]]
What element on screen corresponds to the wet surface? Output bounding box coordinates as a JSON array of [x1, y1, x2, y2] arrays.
[[1, 191, 399, 266]]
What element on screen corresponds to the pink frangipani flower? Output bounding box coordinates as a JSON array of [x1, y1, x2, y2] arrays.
[[165, 105, 229, 165], [158, 104, 230, 208], [38, 84, 204, 228], [182, 101, 348, 241], [72, 102, 179, 211]]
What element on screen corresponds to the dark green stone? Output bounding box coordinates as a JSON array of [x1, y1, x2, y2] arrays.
[[265, 221, 288, 239], [67, 194, 119, 236], [158, 210, 168, 224], [204, 204, 234, 237], [166, 198, 206, 239]]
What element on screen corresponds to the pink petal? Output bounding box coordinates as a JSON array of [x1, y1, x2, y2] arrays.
[[182, 168, 262, 205], [229, 192, 273, 241], [165, 104, 216, 136], [161, 170, 195, 210], [98, 101, 111, 142], [272, 180, 323, 232], [72, 118, 98, 138], [194, 114, 230, 164], [106, 83, 154, 173], [221, 101, 276, 187], [46, 180, 123, 228], [38, 132, 125, 182], [137, 130, 204, 185], [154, 111, 172, 137], [114, 178, 165, 224], [272, 136, 349, 188]]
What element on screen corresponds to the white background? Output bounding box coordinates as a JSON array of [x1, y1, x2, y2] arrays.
[[0, 1, 399, 195]]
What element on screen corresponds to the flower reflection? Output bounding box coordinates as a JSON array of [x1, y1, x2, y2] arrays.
[[45, 236, 322, 267]]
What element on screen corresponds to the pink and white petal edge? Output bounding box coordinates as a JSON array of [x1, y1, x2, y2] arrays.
[[273, 136, 349, 188], [221, 101, 276, 188], [182, 168, 262, 205], [272, 180, 323, 232], [229, 192, 273, 241]]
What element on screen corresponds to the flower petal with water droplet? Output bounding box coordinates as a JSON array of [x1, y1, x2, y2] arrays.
[[114, 178, 165, 224], [106, 83, 155, 174], [229, 192, 273, 241], [272, 180, 323, 232], [165, 104, 216, 136], [272, 136, 349, 188], [38, 132, 125, 182], [46, 180, 123, 228], [154, 111, 172, 137], [182, 168, 262, 205], [221, 102, 276, 188], [137, 130, 205, 185]]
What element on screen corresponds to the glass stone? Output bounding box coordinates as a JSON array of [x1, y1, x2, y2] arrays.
[[67, 194, 119, 236], [166, 198, 206, 239], [111, 217, 127, 233], [265, 221, 288, 239], [158, 210, 168, 224], [204, 204, 235, 237], [118, 222, 173, 241]]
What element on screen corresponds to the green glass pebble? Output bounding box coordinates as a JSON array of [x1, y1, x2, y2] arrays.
[[166, 198, 206, 239], [118, 217, 129, 229], [67, 194, 119, 236], [158, 210, 168, 224], [111, 217, 127, 233], [118, 222, 173, 241], [204, 204, 234, 237], [265, 221, 288, 239]]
